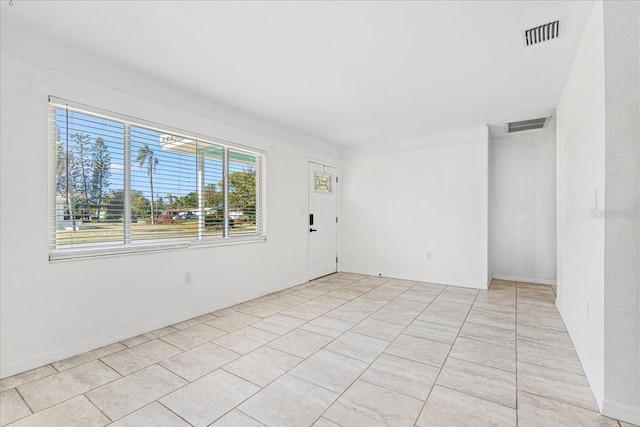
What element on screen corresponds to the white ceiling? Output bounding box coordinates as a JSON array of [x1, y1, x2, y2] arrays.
[[1, 1, 594, 155]]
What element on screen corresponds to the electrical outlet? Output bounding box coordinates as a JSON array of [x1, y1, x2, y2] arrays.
[[184, 272, 192, 286]]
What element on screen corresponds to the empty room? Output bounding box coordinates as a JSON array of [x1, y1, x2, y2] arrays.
[[0, 1, 638, 426]]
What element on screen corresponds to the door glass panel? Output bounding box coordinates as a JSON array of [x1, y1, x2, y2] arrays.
[[314, 172, 332, 193]]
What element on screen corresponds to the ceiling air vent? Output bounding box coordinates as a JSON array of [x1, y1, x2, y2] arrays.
[[524, 20, 560, 46], [506, 117, 549, 133]]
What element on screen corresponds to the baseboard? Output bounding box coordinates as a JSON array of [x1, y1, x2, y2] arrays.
[[555, 300, 607, 413], [492, 274, 556, 286], [584, 368, 605, 413], [339, 266, 488, 290], [602, 398, 640, 425], [0, 277, 306, 379]]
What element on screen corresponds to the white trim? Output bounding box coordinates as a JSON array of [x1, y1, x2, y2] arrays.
[[49, 96, 265, 156], [492, 274, 556, 286], [602, 398, 640, 425], [50, 236, 266, 262], [585, 369, 605, 412], [555, 300, 605, 410], [339, 267, 489, 290], [0, 275, 304, 379], [306, 156, 339, 171], [307, 161, 339, 281], [48, 98, 267, 260]]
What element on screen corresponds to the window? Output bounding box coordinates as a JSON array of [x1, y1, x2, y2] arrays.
[[314, 172, 333, 193], [49, 97, 266, 260]]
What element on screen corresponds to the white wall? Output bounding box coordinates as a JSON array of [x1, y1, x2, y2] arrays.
[[602, 0, 640, 422], [557, 2, 640, 422], [556, 0, 606, 408], [339, 127, 489, 289], [0, 54, 337, 377], [488, 131, 494, 284], [491, 131, 557, 285]]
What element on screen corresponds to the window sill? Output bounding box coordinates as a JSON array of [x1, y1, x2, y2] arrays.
[[49, 235, 267, 262]]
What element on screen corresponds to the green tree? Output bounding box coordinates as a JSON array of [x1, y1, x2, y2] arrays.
[[156, 196, 165, 213], [55, 128, 66, 195], [136, 144, 159, 224], [90, 137, 111, 217], [102, 190, 150, 221], [55, 127, 79, 229], [64, 152, 78, 225], [102, 190, 125, 220], [226, 169, 256, 221], [132, 191, 151, 219], [166, 193, 175, 211], [72, 133, 93, 211], [177, 192, 197, 209], [204, 183, 223, 207]]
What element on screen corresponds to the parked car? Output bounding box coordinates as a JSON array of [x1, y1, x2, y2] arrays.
[[172, 211, 197, 220]]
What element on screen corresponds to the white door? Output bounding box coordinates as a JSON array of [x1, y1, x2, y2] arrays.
[[308, 162, 337, 280]]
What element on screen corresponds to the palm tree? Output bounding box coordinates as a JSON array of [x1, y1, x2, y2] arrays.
[[136, 144, 159, 224]]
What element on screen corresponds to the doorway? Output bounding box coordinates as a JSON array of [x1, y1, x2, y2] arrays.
[[308, 161, 337, 280]]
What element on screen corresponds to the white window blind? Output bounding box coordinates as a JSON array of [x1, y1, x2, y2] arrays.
[[49, 97, 266, 260]]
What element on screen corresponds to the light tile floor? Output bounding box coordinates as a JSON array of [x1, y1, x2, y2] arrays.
[[0, 273, 635, 426]]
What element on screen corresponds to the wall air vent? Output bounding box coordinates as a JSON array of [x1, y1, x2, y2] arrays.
[[506, 117, 549, 133], [524, 20, 560, 46]]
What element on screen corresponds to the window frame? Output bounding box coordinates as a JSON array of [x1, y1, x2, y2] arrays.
[[48, 96, 267, 261]]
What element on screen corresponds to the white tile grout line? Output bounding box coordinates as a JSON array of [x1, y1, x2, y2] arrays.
[[264, 282, 608, 423], [84, 392, 114, 424], [0, 279, 511, 425], [198, 275, 396, 426], [0, 282, 515, 415], [3, 275, 620, 426], [13, 386, 35, 420], [409, 285, 481, 427], [308, 280, 459, 425], [112, 275, 385, 425], [199, 276, 399, 425], [219, 276, 402, 425]]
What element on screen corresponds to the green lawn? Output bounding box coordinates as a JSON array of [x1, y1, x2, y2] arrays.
[[56, 220, 256, 245]]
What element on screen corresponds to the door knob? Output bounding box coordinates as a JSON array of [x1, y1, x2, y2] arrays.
[[309, 228, 317, 232]]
